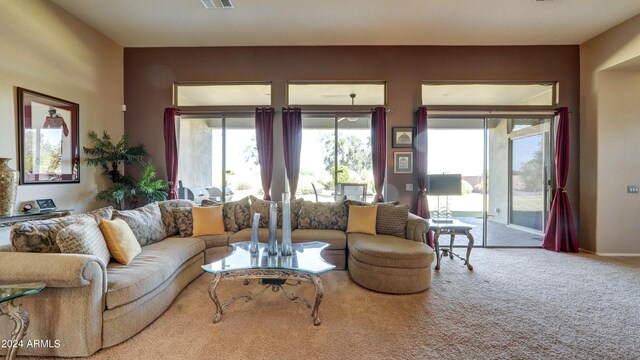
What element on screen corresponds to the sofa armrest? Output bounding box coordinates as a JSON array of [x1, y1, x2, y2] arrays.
[[0, 252, 107, 292], [405, 213, 428, 243]]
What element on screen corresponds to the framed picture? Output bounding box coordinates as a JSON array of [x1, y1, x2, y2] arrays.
[[392, 127, 414, 148], [394, 152, 413, 174], [17, 88, 80, 184]]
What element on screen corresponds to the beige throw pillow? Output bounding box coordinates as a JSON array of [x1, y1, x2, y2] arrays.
[[99, 218, 142, 265]]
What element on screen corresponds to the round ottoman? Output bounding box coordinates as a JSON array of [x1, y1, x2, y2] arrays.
[[348, 234, 434, 294]]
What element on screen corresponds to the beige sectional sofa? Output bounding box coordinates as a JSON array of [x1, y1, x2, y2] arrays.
[[0, 197, 431, 357]]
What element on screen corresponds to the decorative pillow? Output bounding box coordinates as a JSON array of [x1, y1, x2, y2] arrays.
[[297, 198, 348, 231], [10, 214, 89, 253], [113, 203, 166, 246], [279, 198, 304, 230], [202, 198, 238, 232], [249, 195, 274, 228], [172, 207, 193, 237], [87, 206, 114, 225], [232, 196, 252, 229], [192, 206, 225, 236], [99, 218, 141, 265], [157, 199, 196, 236], [346, 205, 378, 235], [376, 203, 409, 238], [57, 217, 111, 267]]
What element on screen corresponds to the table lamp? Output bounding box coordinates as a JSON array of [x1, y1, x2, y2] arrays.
[[427, 174, 462, 223]]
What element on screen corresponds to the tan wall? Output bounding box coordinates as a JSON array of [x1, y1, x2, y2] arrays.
[[580, 14, 640, 254], [123, 45, 580, 236], [0, 1, 124, 244]]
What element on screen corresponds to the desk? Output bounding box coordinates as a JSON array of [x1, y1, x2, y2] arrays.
[[428, 219, 475, 271]]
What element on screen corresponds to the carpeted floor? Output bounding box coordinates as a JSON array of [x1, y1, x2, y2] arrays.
[[26, 249, 640, 359]]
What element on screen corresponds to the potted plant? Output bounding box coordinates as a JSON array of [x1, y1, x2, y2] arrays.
[[83, 130, 169, 209]]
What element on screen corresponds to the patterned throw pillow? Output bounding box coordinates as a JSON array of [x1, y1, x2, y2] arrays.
[[172, 207, 193, 237], [157, 199, 196, 236], [376, 203, 409, 238], [10, 214, 89, 253], [297, 198, 348, 231], [87, 206, 114, 225], [249, 195, 273, 228], [232, 196, 251, 230], [113, 203, 166, 246], [202, 198, 238, 232], [56, 217, 111, 267]]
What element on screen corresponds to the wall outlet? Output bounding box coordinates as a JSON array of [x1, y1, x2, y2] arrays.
[[406, 183, 414, 191], [627, 185, 639, 194]]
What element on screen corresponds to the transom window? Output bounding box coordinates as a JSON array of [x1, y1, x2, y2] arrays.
[[422, 82, 556, 106], [174, 82, 271, 106], [288, 82, 386, 106]]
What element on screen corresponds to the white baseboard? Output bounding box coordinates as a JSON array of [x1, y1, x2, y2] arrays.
[[594, 252, 640, 257]]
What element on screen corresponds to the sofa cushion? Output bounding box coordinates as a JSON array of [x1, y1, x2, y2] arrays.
[[113, 203, 166, 246], [172, 207, 193, 237], [86, 206, 114, 225], [346, 205, 378, 235], [105, 236, 205, 309], [100, 218, 142, 265], [229, 228, 282, 244], [192, 233, 232, 249], [157, 199, 196, 236], [10, 214, 89, 253], [249, 195, 304, 230], [202, 199, 239, 232], [280, 198, 304, 230], [376, 203, 409, 238], [192, 206, 225, 236], [292, 229, 346, 250], [57, 217, 112, 267], [347, 233, 433, 269], [297, 198, 348, 231], [232, 196, 251, 230], [249, 195, 275, 228]]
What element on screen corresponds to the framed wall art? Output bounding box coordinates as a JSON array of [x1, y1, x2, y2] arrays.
[[394, 152, 413, 174], [17, 88, 80, 184], [392, 127, 414, 148]]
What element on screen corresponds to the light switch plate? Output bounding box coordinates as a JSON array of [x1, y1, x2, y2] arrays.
[[406, 183, 414, 191], [628, 185, 639, 194]]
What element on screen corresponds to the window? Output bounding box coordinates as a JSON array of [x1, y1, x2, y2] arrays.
[[174, 82, 271, 106], [298, 114, 374, 202], [177, 115, 261, 202], [422, 83, 556, 106], [288, 82, 385, 106]]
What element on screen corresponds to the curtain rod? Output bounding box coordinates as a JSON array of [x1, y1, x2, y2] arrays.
[[427, 110, 558, 116], [301, 108, 392, 114]]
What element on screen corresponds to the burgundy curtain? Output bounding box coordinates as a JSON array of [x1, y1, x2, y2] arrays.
[[163, 108, 179, 200], [282, 107, 302, 199], [542, 107, 579, 252], [416, 107, 434, 247], [255, 107, 275, 200], [371, 107, 387, 202]]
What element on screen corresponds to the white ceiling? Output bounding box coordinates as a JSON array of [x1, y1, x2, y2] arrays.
[[51, 0, 640, 47]]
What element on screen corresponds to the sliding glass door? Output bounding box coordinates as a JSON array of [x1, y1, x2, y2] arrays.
[[428, 116, 553, 247]]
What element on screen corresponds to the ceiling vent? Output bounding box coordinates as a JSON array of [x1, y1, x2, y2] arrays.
[[201, 0, 234, 9]]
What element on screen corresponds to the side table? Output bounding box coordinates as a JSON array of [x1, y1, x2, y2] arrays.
[[0, 282, 46, 360], [428, 219, 475, 271]]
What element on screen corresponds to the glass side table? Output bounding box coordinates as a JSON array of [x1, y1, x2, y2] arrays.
[[428, 219, 475, 271], [0, 282, 46, 360]]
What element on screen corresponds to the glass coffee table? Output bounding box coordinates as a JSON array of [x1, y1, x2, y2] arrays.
[[202, 241, 335, 326], [0, 282, 46, 360]]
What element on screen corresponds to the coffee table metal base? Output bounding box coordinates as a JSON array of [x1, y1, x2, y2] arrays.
[[208, 269, 325, 326], [0, 300, 30, 360]]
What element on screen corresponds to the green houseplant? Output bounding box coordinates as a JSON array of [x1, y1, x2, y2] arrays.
[[83, 130, 169, 209]]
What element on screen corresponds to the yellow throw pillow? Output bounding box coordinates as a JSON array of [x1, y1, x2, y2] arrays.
[[99, 218, 141, 265], [192, 206, 225, 236], [346, 205, 378, 235]]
